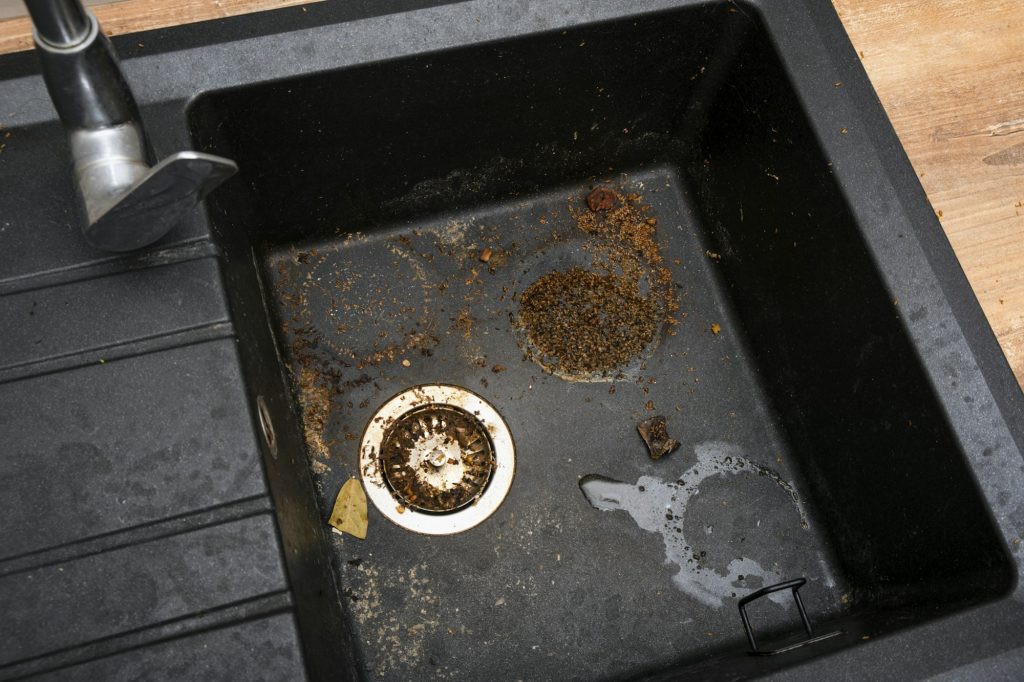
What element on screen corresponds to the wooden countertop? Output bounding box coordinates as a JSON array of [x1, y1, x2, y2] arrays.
[[2, 0, 1021, 385]]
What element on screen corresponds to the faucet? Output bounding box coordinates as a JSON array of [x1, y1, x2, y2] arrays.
[[25, 0, 237, 252]]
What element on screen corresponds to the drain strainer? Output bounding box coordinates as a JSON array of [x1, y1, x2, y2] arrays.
[[360, 385, 515, 535]]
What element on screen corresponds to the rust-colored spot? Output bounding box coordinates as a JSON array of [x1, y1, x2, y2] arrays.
[[586, 187, 618, 212]]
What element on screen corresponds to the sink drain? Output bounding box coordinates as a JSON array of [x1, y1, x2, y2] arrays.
[[381, 404, 495, 512], [360, 385, 514, 534]]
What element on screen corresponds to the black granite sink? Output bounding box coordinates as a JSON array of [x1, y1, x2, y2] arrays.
[[187, 2, 1023, 680], [3, 0, 1022, 680]]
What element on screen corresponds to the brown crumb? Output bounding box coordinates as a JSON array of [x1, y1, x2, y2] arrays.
[[479, 247, 493, 262], [710, 323, 721, 335], [401, 359, 411, 367], [455, 308, 474, 339], [492, 364, 507, 373]]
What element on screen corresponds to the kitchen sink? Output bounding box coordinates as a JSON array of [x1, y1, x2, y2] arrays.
[[187, 2, 1019, 680]]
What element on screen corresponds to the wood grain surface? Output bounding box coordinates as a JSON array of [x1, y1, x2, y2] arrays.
[[2, 0, 1022, 384], [0, 0, 318, 54], [834, 0, 1024, 386]]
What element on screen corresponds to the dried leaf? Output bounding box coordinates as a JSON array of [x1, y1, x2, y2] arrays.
[[329, 478, 368, 539]]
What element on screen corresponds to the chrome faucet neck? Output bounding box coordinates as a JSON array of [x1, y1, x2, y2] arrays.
[[27, 0, 237, 252]]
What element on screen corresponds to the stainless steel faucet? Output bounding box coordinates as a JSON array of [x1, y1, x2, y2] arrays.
[[25, 0, 237, 252]]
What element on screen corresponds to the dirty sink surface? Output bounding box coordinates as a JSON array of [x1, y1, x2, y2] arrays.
[[265, 168, 846, 680], [189, 4, 1013, 679]]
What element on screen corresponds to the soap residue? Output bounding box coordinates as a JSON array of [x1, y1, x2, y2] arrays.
[[580, 442, 809, 608]]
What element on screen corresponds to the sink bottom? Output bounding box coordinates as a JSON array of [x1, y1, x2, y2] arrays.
[[264, 166, 848, 680]]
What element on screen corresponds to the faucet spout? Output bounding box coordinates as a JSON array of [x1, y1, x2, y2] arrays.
[[27, 0, 237, 252]]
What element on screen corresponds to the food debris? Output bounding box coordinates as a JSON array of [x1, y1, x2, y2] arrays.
[[380, 405, 494, 512], [519, 268, 659, 376], [479, 247, 493, 262], [401, 359, 411, 367], [449, 310, 474, 342], [586, 186, 618, 212], [517, 188, 678, 378], [706, 250, 721, 261], [492, 364, 507, 373], [329, 478, 368, 539], [710, 323, 721, 335], [637, 415, 680, 460], [297, 366, 336, 459]]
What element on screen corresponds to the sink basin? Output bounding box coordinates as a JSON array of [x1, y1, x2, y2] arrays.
[[188, 2, 1019, 680]]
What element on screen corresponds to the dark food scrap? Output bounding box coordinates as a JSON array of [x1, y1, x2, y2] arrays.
[[637, 415, 680, 460], [586, 186, 618, 212]]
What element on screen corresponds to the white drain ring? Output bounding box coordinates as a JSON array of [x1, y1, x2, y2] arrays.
[[359, 384, 515, 535]]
